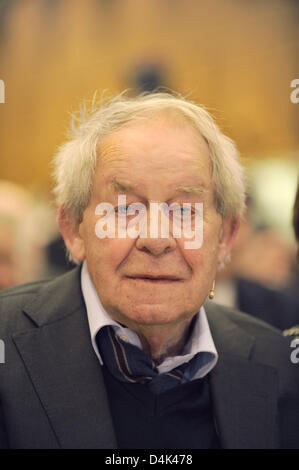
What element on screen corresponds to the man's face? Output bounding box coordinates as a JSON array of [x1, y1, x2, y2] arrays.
[[75, 116, 232, 328]]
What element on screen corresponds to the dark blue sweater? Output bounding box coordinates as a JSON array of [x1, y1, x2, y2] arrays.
[[102, 365, 220, 449]]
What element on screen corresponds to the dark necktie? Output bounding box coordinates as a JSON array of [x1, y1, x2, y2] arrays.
[[96, 325, 214, 394]]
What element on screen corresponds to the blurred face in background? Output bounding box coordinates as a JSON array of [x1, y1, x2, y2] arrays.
[[0, 181, 54, 290], [0, 222, 17, 289], [0, 181, 30, 290], [217, 209, 295, 288]]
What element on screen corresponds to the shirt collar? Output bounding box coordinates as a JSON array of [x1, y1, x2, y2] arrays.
[[81, 260, 218, 379]]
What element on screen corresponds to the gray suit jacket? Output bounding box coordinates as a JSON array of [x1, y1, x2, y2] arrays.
[[0, 266, 298, 449]]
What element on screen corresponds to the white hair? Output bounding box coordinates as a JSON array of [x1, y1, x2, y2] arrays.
[[53, 91, 246, 226]]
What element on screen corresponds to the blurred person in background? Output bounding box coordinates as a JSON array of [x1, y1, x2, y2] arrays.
[[282, 182, 299, 340], [0, 92, 298, 449], [0, 180, 58, 289], [0, 180, 34, 289], [213, 196, 299, 330]]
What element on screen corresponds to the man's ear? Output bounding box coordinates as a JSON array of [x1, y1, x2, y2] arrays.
[[217, 215, 240, 266], [58, 205, 86, 262]]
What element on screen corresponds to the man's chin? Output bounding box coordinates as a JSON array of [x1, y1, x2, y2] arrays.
[[115, 304, 187, 327]]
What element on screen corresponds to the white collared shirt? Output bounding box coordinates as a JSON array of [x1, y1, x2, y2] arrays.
[[81, 260, 218, 380]]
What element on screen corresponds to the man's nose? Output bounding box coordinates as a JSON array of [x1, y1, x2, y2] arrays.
[[135, 235, 176, 256], [134, 202, 177, 255], [136, 202, 176, 256]]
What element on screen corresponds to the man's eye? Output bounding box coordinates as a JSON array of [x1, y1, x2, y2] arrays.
[[116, 205, 139, 215], [180, 207, 192, 215], [116, 205, 128, 214], [173, 207, 192, 216]]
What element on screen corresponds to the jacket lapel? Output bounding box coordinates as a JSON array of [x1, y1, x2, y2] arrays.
[[205, 302, 279, 449], [13, 267, 117, 449]]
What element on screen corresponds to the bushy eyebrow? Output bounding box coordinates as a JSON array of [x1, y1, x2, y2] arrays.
[[174, 185, 207, 195], [110, 179, 207, 197], [110, 179, 137, 193]]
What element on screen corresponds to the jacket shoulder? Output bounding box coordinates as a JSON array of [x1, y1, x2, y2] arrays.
[[0, 278, 50, 300], [207, 300, 284, 333], [205, 301, 294, 369], [218, 303, 283, 336], [0, 267, 82, 336], [0, 279, 51, 333]]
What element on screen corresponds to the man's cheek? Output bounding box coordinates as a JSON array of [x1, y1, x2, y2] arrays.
[[182, 245, 218, 276], [180, 245, 203, 270], [101, 239, 132, 265]]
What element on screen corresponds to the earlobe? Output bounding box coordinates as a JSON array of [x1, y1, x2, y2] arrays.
[[70, 237, 86, 261], [57, 205, 86, 262], [217, 216, 240, 266]]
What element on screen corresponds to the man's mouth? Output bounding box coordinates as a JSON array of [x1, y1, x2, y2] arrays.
[[125, 275, 182, 283]]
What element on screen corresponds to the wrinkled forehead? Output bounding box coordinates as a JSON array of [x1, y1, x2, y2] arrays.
[[96, 113, 212, 174], [90, 116, 214, 205]]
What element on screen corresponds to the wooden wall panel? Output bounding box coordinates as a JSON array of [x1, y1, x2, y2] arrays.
[[0, 0, 298, 192]]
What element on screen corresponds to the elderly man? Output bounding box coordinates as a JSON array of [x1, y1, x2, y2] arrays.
[[0, 93, 298, 449]]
